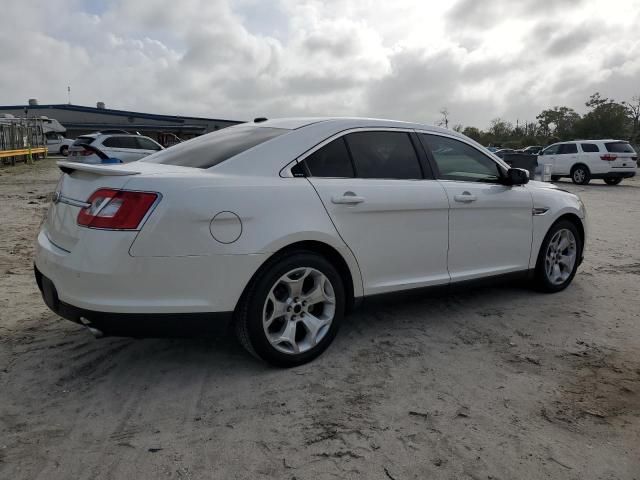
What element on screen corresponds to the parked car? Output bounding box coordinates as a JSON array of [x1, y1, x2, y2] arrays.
[[35, 117, 586, 366], [68, 132, 163, 163], [486, 146, 500, 153], [520, 146, 543, 155], [493, 148, 517, 158], [538, 140, 637, 185], [45, 132, 74, 156]]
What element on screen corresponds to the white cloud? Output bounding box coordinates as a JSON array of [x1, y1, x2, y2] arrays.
[[0, 0, 638, 128]]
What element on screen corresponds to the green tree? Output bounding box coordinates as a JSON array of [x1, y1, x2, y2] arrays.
[[623, 95, 640, 143], [575, 93, 629, 139], [536, 106, 580, 140], [461, 126, 483, 142]]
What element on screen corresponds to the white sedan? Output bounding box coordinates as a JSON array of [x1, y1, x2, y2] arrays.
[[34, 117, 586, 366]]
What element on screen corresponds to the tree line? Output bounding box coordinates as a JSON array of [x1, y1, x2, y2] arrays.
[[447, 92, 640, 149]]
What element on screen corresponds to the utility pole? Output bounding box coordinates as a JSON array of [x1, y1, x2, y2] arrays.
[[67, 85, 71, 104]]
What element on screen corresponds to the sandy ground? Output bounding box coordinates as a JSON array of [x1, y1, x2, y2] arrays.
[[0, 157, 639, 480]]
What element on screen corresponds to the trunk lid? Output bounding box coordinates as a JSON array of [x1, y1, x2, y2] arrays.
[[45, 161, 193, 251]]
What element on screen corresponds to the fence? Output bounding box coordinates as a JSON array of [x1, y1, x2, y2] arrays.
[[0, 117, 47, 165]]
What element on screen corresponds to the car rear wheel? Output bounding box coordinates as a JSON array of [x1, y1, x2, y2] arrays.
[[235, 251, 344, 367], [60, 145, 69, 156], [604, 177, 622, 185], [571, 165, 590, 185], [534, 220, 581, 292]]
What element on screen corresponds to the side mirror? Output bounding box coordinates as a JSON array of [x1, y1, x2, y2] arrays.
[[503, 168, 529, 185]]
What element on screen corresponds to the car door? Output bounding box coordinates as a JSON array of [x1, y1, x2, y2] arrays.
[[418, 132, 533, 282], [538, 143, 561, 174], [300, 130, 450, 295], [555, 143, 578, 175]]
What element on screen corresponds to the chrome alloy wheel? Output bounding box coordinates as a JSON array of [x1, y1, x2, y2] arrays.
[[545, 228, 577, 285], [573, 168, 586, 184], [262, 267, 336, 355]]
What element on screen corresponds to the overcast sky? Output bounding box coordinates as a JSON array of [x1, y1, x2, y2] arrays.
[[1, 0, 639, 127]]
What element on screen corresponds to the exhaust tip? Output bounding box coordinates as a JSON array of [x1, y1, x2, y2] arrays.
[[80, 316, 104, 338], [87, 326, 104, 338]]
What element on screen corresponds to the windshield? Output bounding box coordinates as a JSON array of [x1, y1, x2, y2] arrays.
[[141, 126, 288, 168]]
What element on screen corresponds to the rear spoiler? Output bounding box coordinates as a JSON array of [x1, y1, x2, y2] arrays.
[[57, 161, 141, 176]]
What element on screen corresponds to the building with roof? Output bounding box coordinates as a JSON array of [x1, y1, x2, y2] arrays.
[[0, 100, 243, 146]]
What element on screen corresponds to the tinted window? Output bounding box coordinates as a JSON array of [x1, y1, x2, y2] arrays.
[[72, 136, 96, 146], [541, 144, 560, 155], [102, 136, 138, 149], [142, 126, 287, 168], [559, 143, 577, 154], [303, 138, 354, 177], [606, 142, 635, 153], [345, 131, 422, 179], [581, 143, 600, 153], [137, 137, 162, 151], [420, 134, 500, 182]]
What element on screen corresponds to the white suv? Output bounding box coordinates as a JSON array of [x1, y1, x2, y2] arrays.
[[538, 140, 637, 185], [68, 131, 163, 164]]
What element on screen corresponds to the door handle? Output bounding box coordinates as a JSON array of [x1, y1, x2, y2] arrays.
[[331, 191, 365, 205], [454, 192, 477, 203]]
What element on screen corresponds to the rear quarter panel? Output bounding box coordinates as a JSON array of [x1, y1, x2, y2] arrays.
[[126, 173, 363, 296]]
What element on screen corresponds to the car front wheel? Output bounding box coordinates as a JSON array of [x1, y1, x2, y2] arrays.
[[235, 251, 345, 367], [60, 145, 69, 156], [534, 220, 582, 292]]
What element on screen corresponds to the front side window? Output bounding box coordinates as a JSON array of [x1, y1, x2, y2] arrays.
[[137, 137, 162, 151], [302, 137, 354, 178], [541, 144, 560, 155], [344, 131, 422, 179], [420, 134, 501, 182], [581, 143, 600, 153], [559, 143, 578, 154], [142, 126, 288, 168]]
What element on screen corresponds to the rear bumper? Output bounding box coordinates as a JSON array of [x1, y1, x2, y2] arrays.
[[34, 265, 232, 336], [34, 227, 266, 315]]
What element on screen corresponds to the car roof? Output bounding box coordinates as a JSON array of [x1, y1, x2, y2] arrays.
[[553, 139, 626, 144], [251, 116, 459, 136]]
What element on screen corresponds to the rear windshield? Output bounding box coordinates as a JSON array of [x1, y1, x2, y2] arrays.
[[605, 142, 635, 154], [72, 136, 96, 146], [141, 126, 287, 168]]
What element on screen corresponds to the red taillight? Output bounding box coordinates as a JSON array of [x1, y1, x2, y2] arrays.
[[600, 154, 617, 161], [77, 189, 158, 230]]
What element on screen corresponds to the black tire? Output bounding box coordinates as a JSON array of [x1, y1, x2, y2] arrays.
[[235, 250, 345, 367], [60, 145, 69, 156], [551, 175, 561, 182], [534, 219, 582, 293], [570, 165, 590, 185], [604, 177, 622, 185]]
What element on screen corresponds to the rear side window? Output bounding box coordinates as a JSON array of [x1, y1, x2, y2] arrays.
[[72, 136, 95, 146], [559, 143, 578, 154], [142, 126, 287, 168], [420, 134, 500, 182], [606, 142, 635, 153], [303, 138, 354, 178], [581, 143, 600, 153], [345, 131, 422, 179]]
